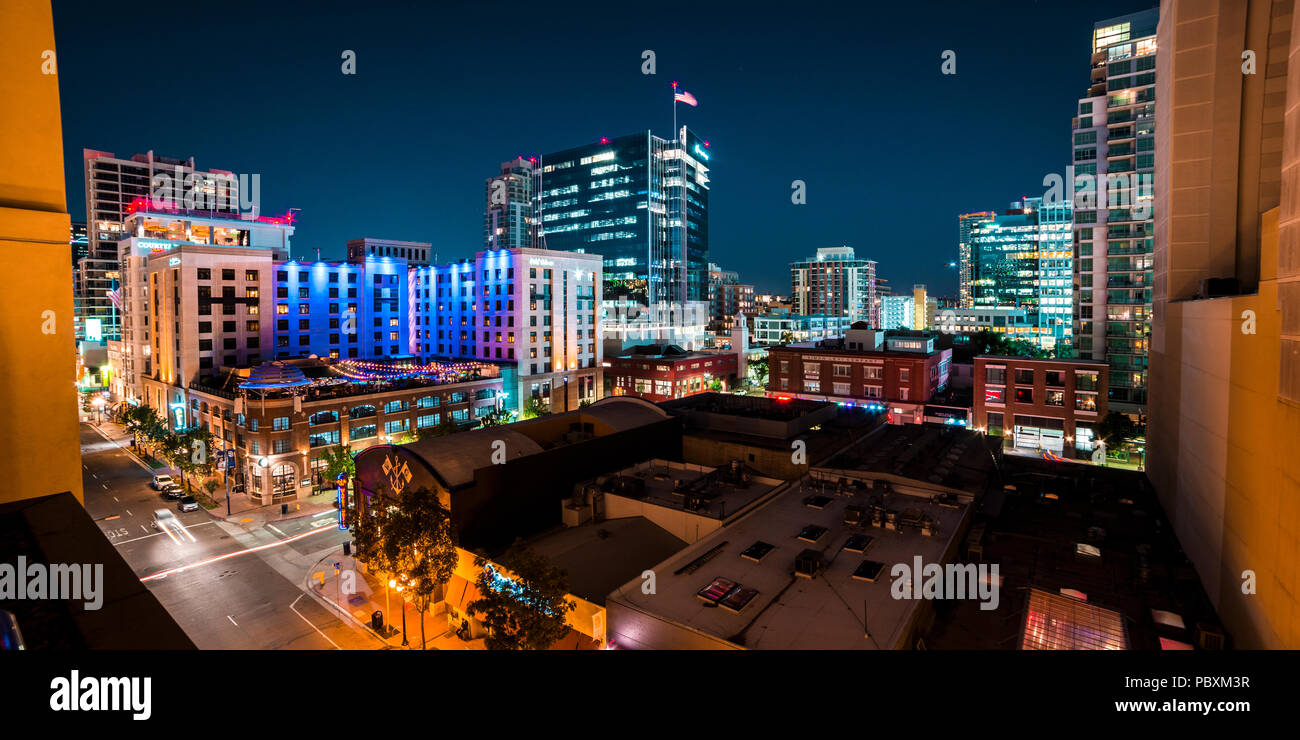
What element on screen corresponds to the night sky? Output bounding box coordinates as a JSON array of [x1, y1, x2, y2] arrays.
[[53, 0, 1155, 296]]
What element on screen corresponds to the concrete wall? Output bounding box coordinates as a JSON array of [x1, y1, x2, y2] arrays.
[[1149, 0, 1300, 649], [0, 0, 82, 504]]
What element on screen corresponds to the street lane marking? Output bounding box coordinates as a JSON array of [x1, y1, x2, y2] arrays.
[[267, 524, 287, 538], [227, 615, 239, 627], [140, 526, 334, 582], [113, 520, 214, 546], [291, 595, 340, 650], [125, 509, 132, 517]]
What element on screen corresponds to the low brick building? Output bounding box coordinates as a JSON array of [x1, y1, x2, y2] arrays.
[[972, 355, 1108, 459], [607, 344, 739, 403], [766, 328, 952, 424], [179, 359, 503, 505]]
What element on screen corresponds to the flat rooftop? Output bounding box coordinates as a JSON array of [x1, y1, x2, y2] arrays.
[[608, 483, 969, 649], [523, 517, 688, 605], [595, 459, 784, 521], [818, 424, 1003, 498], [925, 456, 1222, 650]]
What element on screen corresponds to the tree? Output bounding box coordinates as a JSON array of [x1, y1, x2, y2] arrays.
[[749, 357, 770, 388], [521, 396, 551, 420], [387, 486, 458, 650], [467, 541, 576, 651], [478, 407, 515, 428], [779, 330, 795, 345], [168, 427, 215, 492], [320, 442, 356, 492], [1096, 411, 1138, 448], [202, 478, 220, 505]]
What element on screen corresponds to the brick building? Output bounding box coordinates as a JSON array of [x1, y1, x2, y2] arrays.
[[766, 328, 951, 425], [972, 355, 1108, 459], [607, 344, 739, 403]]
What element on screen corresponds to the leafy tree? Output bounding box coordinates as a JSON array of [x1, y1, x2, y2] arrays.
[[779, 330, 795, 345], [1096, 411, 1139, 448], [467, 541, 576, 650], [320, 443, 356, 496], [168, 427, 215, 492], [521, 396, 551, 420], [387, 486, 458, 650], [749, 357, 769, 388], [709, 377, 724, 392], [202, 478, 220, 502], [478, 407, 516, 428]]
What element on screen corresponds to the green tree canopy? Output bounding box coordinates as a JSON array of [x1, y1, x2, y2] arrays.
[[467, 541, 576, 650]]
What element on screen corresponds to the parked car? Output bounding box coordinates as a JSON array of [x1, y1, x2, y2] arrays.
[[151, 474, 173, 490], [178, 496, 199, 513], [160, 483, 184, 500]]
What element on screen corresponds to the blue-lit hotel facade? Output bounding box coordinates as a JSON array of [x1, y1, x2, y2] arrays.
[[271, 257, 410, 361]]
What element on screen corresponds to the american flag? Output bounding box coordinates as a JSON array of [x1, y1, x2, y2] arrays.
[[107, 287, 122, 310], [673, 90, 698, 107]]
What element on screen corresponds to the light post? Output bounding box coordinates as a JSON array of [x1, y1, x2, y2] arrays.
[[386, 578, 394, 636], [396, 579, 408, 647]]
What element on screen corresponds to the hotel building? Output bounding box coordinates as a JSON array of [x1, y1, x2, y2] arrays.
[[81, 149, 240, 342], [410, 247, 603, 414]]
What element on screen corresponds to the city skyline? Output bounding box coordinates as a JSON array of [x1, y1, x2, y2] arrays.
[[52, 0, 1154, 296]]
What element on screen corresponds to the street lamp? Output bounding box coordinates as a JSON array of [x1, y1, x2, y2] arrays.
[[395, 579, 408, 647], [386, 578, 394, 636]]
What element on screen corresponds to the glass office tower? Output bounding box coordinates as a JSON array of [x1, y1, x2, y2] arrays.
[[970, 198, 1074, 351], [537, 127, 709, 305]]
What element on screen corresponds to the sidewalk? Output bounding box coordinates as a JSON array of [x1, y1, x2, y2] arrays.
[[307, 546, 486, 651], [88, 419, 341, 526]]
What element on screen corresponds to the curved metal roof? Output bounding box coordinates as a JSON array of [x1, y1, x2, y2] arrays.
[[238, 361, 311, 389]]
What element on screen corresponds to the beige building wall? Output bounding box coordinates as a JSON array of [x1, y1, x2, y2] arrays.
[[1149, 0, 1300, 648], [0, 0, 83, 504]]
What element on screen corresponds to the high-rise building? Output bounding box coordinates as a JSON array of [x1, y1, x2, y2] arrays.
[[958, 212, 995, 308], [880, 294, 914, 331], [969, 198, 1074, 350], [537, 128, 709, 305], [1071, 9, 1158, 413], [484, 157, 536, 250], [706, 263, 754, 334], [81, 150, 242, 342], [1147, 0, 1299, 649], [114, 204, 293, 406], [912, 284, 930, 330], [790, 246, 878, 327]]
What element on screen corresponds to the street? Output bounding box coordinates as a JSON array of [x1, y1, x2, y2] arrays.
[[80, 423, 383, 650]]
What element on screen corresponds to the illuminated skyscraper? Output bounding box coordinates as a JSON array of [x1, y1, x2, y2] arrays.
[[970, 198, 1074, 350], [1071, 9, 1158, 413], [484, 157, 536, 251], [790, 246, 878, 327], [958, 211, 995, 308], [536, 128, 709, 305]]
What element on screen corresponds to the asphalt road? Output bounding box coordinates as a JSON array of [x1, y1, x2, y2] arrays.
[[80, 424, 382, 650]]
